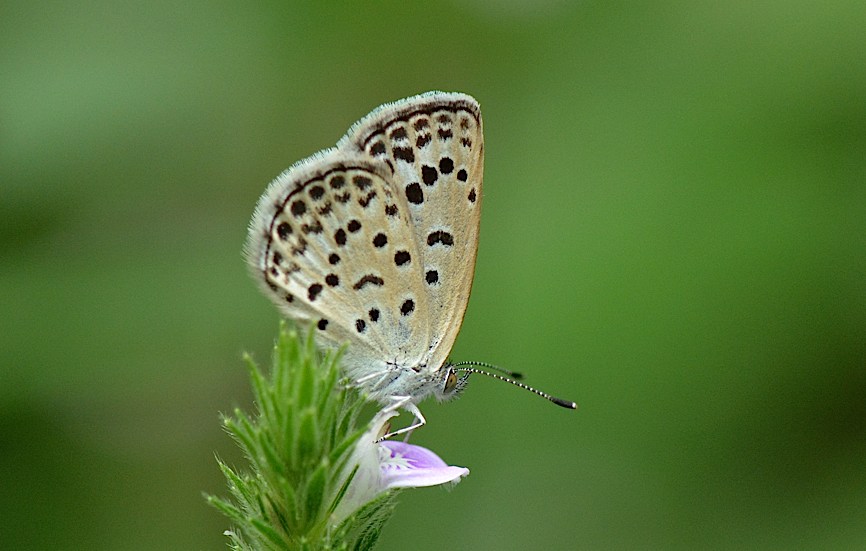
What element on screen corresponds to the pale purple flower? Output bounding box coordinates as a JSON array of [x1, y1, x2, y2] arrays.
[[331, 408, 469, 524], [378, 440, 469, 488]]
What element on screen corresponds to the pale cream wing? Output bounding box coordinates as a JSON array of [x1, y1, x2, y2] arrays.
[[339, 92, 484, 373], [244, 150, 430, 382]]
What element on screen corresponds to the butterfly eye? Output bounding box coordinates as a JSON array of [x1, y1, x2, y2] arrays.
[[443, 368, 459, 393]]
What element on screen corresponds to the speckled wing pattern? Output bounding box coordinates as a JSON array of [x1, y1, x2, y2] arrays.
[[245, 91, 483, 404]]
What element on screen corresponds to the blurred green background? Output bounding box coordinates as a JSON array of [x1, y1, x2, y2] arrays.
[[2, 1, 864, 549]]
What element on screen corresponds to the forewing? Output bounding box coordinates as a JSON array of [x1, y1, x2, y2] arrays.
[[244, 151, 431, 380], [339, 92, 484, 371]]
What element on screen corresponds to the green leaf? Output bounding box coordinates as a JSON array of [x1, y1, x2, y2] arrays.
[[249, 516, 289, 549], [277, 474, 299, 528], [209, 324, 398, 549], [304, 461, 329, 522], [206, 494, 244, 525], [259, 432, 286, 480], [296, 408, 319, 467]]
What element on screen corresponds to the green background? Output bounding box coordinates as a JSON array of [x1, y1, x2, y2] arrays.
[[3, 1, 864, 549]]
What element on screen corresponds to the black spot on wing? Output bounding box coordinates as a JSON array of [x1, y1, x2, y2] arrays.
[[439, 157, 454, 174], [370, 141, 386, 156], [427, 230, 454, 247], [276, 222, 292, 240], [308, 283, 323, 301], [405, 183, 423, 204], [309, 185, 325, 200], [353, 274, 384, 290], [359, 190, 376, 208], [394, 250, 411, 266], [393, 146, 414, 163], [353, 175, 372, 190], [301, 221, 323, 235], [416, 134, 431, 148], [421, 165, 438, 186]]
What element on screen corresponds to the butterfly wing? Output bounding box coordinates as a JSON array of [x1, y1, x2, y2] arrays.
[[245, 150, 432, 388], [339, 92, 484, 374]]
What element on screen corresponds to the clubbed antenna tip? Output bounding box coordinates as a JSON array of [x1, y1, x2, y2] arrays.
[[551, 396, 578, 409]]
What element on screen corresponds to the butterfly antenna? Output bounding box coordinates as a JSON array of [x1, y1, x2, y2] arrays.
[[452, 360, 524, 379], [452, 363, 577, 410]]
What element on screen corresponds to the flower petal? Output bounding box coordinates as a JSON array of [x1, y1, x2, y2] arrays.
[[331, 407, 470, 525], [331, 408, 399, 524], [380, 440, 469, 488]]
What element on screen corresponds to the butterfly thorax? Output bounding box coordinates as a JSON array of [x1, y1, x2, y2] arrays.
[[337, 350, 468, 405]]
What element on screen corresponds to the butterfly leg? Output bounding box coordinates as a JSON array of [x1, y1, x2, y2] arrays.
[[399, 402, 426, 442], [376, 397, 426, 442], [356, 370, 387, 386]]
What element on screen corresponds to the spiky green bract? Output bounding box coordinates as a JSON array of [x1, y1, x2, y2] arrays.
[[207, 323, 398, 550]]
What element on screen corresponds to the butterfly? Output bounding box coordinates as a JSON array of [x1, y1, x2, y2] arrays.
[[245, 91, 574, 438]]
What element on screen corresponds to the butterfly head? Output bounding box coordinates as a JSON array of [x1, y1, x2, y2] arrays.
[[432, 364, 471, 402]]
